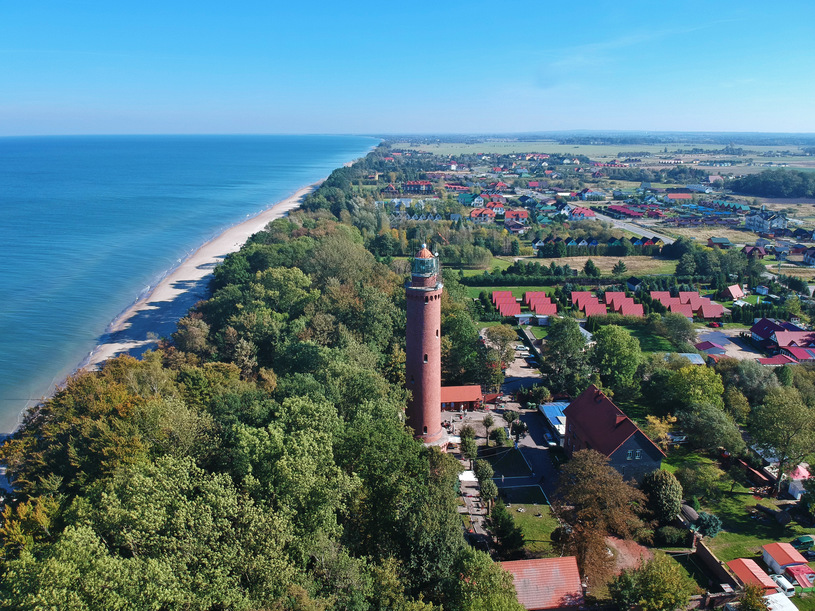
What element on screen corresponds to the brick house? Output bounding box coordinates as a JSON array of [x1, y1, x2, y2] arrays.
[[563, 385, 664, 480]]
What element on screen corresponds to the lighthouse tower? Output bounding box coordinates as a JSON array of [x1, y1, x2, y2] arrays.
[[405, 245, 446, 445]]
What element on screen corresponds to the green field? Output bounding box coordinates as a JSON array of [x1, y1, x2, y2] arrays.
[[508, 503, 560, 557], [623, 325, 674, 353], [465, 285, 556, 299]]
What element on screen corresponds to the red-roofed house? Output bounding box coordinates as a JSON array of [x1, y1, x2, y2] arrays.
[[501, 557, 583, 610], [669, 302, 694, 318], [763, 542, 808, 574], [695, 341, 726, 355], [666, 193, 693, 201], [727, 558, 776, 593], [772, 330, 815, 348], [583, 303, 608, 317], [403, 180, 434, 193], [470, 208, 496, 223], [697, 301, 725, 320], [564, 385, 664, 480], [781, 346, 815, 362], [567, 207, 596, 221], [751, 318, 789, 344], [785, 564, 815, 591], [724, 284, 745, 300], [758, 354, 797, 366], [505, 209, 529, 223], [440, 385, 483, 411], [603, 292, 626, 309]]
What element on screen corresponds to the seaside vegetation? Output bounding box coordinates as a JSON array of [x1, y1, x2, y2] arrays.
[[0, 146, 521, 609]]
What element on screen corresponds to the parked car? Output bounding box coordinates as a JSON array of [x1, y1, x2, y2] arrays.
[[791, 535, 814, 550], [803, 549, 815, 560], [708, 321, 722, 328], [667, 433, 687, 444], [770, 574, 795, 597], [514, 345, 526, 351]]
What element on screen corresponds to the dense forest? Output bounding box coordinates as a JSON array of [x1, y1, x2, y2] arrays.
[[0, 148, 521, 610], [730, 169, 815, 198]]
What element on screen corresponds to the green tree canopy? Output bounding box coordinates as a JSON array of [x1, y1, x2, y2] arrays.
[[591, 325, 642, 393]]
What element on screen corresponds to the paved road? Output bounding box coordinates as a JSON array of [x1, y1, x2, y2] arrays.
[[594, 212, 676, 245]]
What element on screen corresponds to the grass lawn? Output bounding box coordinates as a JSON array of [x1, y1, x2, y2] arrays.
[[529, 326, 549, 339], [529, 255, 677, 276], [483, 447, 533, 478], [794, 594, 815, 610], [663, 449, 813, 564], [507, 503, 560, 557], [623, 325, 674, 353]]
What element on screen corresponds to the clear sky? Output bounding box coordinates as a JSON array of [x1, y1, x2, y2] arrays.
[[2, 0, 814, 135]]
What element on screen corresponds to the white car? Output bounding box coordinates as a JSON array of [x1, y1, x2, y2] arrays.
[[770, 574, 795, 597], [514, 345, 526, 351]]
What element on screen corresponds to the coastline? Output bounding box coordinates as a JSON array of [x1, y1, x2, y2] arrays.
[[81, 181, 321, 370]]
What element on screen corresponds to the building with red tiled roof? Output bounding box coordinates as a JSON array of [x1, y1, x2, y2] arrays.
[[727, 558, 776, 593], [763, 542, 809, 574], [724, 284, 745, 300], [583, 303, 608, 317], [603, 291, 626, 309], [772, 330, 815, 348], [669, 302, 694, 318], [781, 346, 815, 362], [758, 354, 797, 366], [501, 557, 583, 610], [564, 385, 664, 480], [440, 385, 483, 411], [697, 302, 724, 319]]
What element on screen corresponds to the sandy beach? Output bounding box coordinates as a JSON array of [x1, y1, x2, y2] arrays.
[[82, 182, 320, 369]]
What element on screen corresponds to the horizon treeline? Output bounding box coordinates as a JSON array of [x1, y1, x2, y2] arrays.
[[0, 146, 521, 610]]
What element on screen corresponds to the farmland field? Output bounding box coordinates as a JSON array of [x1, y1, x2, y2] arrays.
[[527, 255, 677, 275], [660, 226, 755, 244]]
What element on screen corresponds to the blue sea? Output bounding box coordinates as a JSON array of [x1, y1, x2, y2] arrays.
[[0, 135, 377, 433]]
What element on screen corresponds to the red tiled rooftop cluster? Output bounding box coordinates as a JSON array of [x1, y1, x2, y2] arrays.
[[604, 291, 643, 317], [523, 291, 558, 315], [492, 291, 521, 316], [650, 291, 724, 319]]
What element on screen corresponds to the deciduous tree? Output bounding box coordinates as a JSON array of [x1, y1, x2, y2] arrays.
[[540, 317, 590, 395], [591, 325, 642, 393], [553, 450, 648, 587], [609, 552, 696, 611], [750, 386, 815, 493]]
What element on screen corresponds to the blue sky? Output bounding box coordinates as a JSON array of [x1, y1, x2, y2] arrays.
[[2, 1, 814, 135]]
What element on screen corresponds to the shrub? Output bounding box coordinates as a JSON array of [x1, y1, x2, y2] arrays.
[[696, 512, 722, 538], [656, 526, 688, 547]]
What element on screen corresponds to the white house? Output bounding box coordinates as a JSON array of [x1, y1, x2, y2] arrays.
[[762, 543, 808, 575]]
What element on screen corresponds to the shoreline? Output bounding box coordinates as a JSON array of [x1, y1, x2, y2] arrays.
[[80, 181, 321, 370]]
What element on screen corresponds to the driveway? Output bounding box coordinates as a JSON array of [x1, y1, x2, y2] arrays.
[[696, 327, 763, 361]]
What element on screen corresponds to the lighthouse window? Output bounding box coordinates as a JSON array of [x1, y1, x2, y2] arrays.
[[423, 354, 428, 363], [436, 329, 439, 337], [424, 296, 428, 303], [423, 426, 427, 434]]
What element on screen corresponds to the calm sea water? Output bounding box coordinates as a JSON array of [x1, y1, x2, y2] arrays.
[[0, 135, 377, 433]]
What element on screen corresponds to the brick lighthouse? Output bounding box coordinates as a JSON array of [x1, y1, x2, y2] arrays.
[[405, 245, 446, 446]]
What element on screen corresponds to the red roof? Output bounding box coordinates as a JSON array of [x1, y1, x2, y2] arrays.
[[650, 291, 671, 303], [726, 284, 745, 300], [727, 558, 776, 591], [532, 303, 558, 315], [604, 292, 626, 308], [669, 303, 694, 318], [783, 346, 815, 361], [786, 564, 815, 589], [763, 542, 808, 567], [667, 193, 693, 200], [698, 302, 724, 319], [563, 385, 664, 458], [758, 355, 797, 366], [501, 557, 583, 610], [773, 331, 815, 348], [583, 303, 608, 317], [617, 302, 644, 317], [751, 318, 788, 341], [440, 385, 483, 404]]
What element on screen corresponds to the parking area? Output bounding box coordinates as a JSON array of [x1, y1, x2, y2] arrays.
[[696, 328, 764, 361]]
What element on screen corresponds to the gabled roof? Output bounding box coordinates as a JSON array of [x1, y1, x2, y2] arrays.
[[725, 284, 745, 300], [501, 557, 583, 610], [698, 302, 724, 319], [763, 542, 808, 567], [786, 564, 815, 589], [440, 385, 484, 403], [727, 558, 776, 591], [783, 346, 815, 361], [695, 341, 725, 351], [773, 331, 815, 348], [758, 354, 797, 366], [564, 385, 664, 458], [751, 318, 787, 340], [583, 303, 608, 317]]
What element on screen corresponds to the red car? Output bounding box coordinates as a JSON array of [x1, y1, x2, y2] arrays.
[[708, 321, 722, 328]]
